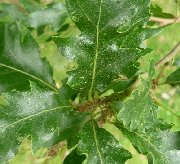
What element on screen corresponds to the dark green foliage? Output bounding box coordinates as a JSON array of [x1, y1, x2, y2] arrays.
[[0, 0, 179, 164]]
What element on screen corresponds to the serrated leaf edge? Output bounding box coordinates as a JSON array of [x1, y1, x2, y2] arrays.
[[118, 124, 171, 164]]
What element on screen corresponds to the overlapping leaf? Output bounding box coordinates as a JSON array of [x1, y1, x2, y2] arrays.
[[76, 120, 132, 164], [116, 122, 180, 164], [0, 22, 56, 92], [0, 83, 90, 163], [54, 0, 161, 97]]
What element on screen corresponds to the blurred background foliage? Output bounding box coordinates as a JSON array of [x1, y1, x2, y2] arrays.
[[0, 0, 179, 163]]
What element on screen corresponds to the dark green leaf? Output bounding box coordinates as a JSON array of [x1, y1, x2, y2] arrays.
[[116, 123, 180, 164], [0, 83, 90, 163], [54, 0, 159, 97], [166, 68, 180, 86], [77, 120, 132, 164], [0, 67, 30, 92], [0, 22, 56, 92]]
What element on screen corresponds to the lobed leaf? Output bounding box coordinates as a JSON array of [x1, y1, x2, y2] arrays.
[[117, 62, 157, 132], [54, 0, 161, 97], [0, 83, 90, 163], [117, 79, 157, 132], [0, 22, 56, 92], [116, 122, 180, 164], [76, 120, 132, 164]]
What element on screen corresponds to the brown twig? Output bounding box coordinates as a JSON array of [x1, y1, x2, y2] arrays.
[[155, 42, 180, 69], [150, 16, 180, 26]]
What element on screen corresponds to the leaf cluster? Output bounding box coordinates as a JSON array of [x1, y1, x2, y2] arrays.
[[0, 0, 179, 163]]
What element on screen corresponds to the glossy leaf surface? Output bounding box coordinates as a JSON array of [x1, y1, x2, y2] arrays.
[[0, 83, 90, 163], [0, 23, 56, 92], [54, 0, 160, 97], [117, 123, 180, 164], [77, 120, 132, 164]]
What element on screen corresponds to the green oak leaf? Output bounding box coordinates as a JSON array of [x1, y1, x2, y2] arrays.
[[0, 83, 90, 163], [117, 62, 157, 132], [27, 2, 68, 31], [54, 0, 161, 97], [166, 68, 180, 86], [77, 120, 132, 164], [0, 22, 56, 92], [116, 122, 180, 164], [0, 67, 30, 93], [117, 79, 157, 132]]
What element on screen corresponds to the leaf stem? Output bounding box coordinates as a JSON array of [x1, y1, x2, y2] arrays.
[[155, 42, 180, 69]]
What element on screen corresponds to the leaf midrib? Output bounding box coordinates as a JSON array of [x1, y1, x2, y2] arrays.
[[0, 106, 70, 130], [89, 0, 103, 97], [0, 63, 57, 92], [91, 118, 104, 164]]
